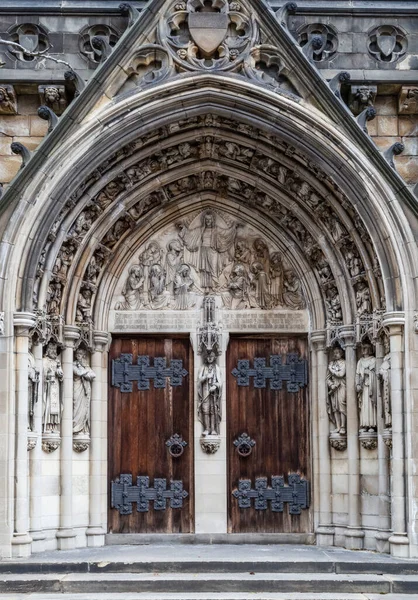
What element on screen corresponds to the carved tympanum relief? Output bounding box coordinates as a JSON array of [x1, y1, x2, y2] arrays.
[[114, 209, 306, 312]]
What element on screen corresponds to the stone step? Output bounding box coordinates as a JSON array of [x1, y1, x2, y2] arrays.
[[2, 559, 418, 575], [1, 594, 418, 600], [0, 572, 418, 595]]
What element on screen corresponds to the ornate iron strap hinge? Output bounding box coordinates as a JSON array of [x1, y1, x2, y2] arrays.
[[231, 353, 308, 392], [112, 354, 188, 392], [111, 474, 188, 514], [232, 474, 309, 515]]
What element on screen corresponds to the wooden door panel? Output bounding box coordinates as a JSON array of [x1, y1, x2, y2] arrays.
[[108, 336, 194, 534], [227, 336, 311, 534]]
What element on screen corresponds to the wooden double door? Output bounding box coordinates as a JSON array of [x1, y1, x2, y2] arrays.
[[108, 336, 194, 534], [227, 336, 311, 534]]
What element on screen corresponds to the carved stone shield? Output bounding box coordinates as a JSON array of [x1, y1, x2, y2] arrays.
[[19, 34, 39, 53], [188, 12, 228, 56], [377, 34, 396, 58]]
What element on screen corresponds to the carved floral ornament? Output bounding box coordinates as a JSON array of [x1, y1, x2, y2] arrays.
[[32, 117, 383, 330]]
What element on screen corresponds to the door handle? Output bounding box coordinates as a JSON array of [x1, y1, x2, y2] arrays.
[[166, 433, 188, 458], [233, 433, 256, 457]]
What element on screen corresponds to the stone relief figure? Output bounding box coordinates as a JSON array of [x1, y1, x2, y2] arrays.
[[42, 342, 64, 434], [113, 209, 308, 312], [28, 344, 40, 432], [356, 281, 372, 316], [198, 350, 222, 437], [326, 346, 347, 435], [116, 265, 145, 310], [356, 342, 377, 432], [378, 336, 392, 429], [178, 210, 239, 292], [73, 347, 96, 436], [325, 287, 342, 321]]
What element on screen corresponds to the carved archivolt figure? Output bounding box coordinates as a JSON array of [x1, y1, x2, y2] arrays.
[[73, 348, 96, 436], [198, 350, 222, 436], [42, 342, 64, 434], [356, 342, 377, 432], [326, 346, 347, 435], [378, 336, 392, 429], [356, 281, 372, 316], [28, 345, 40, 432]]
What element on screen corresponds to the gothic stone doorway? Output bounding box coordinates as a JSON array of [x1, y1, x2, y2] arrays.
[[108, 336, 194, 533], [227, 335, 311, 534]]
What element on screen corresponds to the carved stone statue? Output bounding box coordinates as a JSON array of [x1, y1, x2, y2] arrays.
[[198, 350, 222, 436], [356, 342, 377, 432], [378, 336, 392, 429], [116, 265, 145, 310], [326, 346, 347, 435], [28, 345, 40, 432], [282, 270, 305, 310], [73, 348, 96, 436], [42, 341, 64, 434], [356, 281, 372, 316]]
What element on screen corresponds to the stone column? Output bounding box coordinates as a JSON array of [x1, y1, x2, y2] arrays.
[[29, 340, 46, 544], [12, 312, 35, 558], [311, 331, 334, 545], [383, 313, 409, 557], [341, 326, 364, 550], [375, 338, 391, 553], [86, 331, 109, 547], [56, 325, 79, 550]]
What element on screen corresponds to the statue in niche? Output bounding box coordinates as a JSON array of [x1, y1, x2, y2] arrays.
[[378, 335, 392, 429], [356, 342, 377, 432], [356, 281, 372, 316], [173, 264, 198, 310], [178, 209, 239, 293], [73, 347, 96, 436], [28, 342, 40, 432], [326, 346, 347, 435], [42, 341, 64, 435], [325, 287, 342, 321], [198, 349, 222, 437], [116, 265, 145, 310], [76, 287, 93, 322], [282, 270, 306, 310]]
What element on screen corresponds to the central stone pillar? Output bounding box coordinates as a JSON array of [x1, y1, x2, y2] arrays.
[[56, 325, 79, 550], [341, 326, 364, 550]]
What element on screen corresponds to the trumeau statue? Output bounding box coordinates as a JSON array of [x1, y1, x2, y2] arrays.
[[28, 344, 40, 433], [73, 347, 96, 436], [198, 349, 222, 437], [326, 346, 347, 435], [114, 209, 306, 312], [378, 335, 392, 429], [356, 342, 377, 432], [42, 341, 64, 435]]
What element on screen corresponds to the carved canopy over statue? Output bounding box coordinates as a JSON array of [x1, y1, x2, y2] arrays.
[[114, 209, 306, 312]]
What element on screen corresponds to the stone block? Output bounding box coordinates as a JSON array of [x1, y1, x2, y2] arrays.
[[377, 115, 399, 136], [0, 135, 12, 155], [401, 137, 418, 155], [12, 136, 43, 151], [396, 156, 418, 184], [0, 115, 29, 137], [17, 94, 39, 116], [0, 155, 21, 183], [375, 95, 398, 116], [29, 115, 48, 137], [399, 115, 418, 137], [372, 136, 400, 151]]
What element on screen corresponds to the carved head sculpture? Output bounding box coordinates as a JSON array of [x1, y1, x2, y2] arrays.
[[167, 240, 182, 254], [232, 264, 246, 279], [383, 335, 390, 355], [201, 210, 216, 228], [253, 238, 269, 257], [361, 342, 373, 357], [178, 263, 191, 278], [332, 346, 344, 361], [75, 347, 86, 364], [250, 262, 264, 276], [205, 349, 216, 365], [45, 341, 58, 360], [45, 87, 60, 103]]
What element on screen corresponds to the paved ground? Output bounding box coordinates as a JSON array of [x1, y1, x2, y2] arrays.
[[1, 594, 418, 599]]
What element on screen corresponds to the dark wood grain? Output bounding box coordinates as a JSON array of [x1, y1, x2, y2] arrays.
[[108, 336, 194, 534], [227, 335, 312, 534]]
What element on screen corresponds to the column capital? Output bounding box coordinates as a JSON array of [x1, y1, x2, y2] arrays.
[[382, 312, 405, 334], [310, 330, 326, 349], [13, 312, 36, 335], [338, 325, 356, 347], [64, 325, 80, 347], [93, 331, 110, 352]]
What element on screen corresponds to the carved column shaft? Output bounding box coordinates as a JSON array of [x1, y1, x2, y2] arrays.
[[56, 326, 79, 550], [343, 329, 364, 550], [12, 314, 35, 557], [86, 332, 108, 547], [29, 341, 45, 542], [385, 318, 409, 557], [312, 332, 334, 545]]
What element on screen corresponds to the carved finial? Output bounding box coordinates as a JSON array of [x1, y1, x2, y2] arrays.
[[119, 2, 140, 25], [383, 142, 404, 170], [37, 105, 59, 133], [329, 71, 351, 99], [356, 106, 376, 134], [301, 34, 323, 61], [276, 2, 297, 30], [64, 70, 85, 98], [91, 36, 113, 62], [11, 142, 32, 168]]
